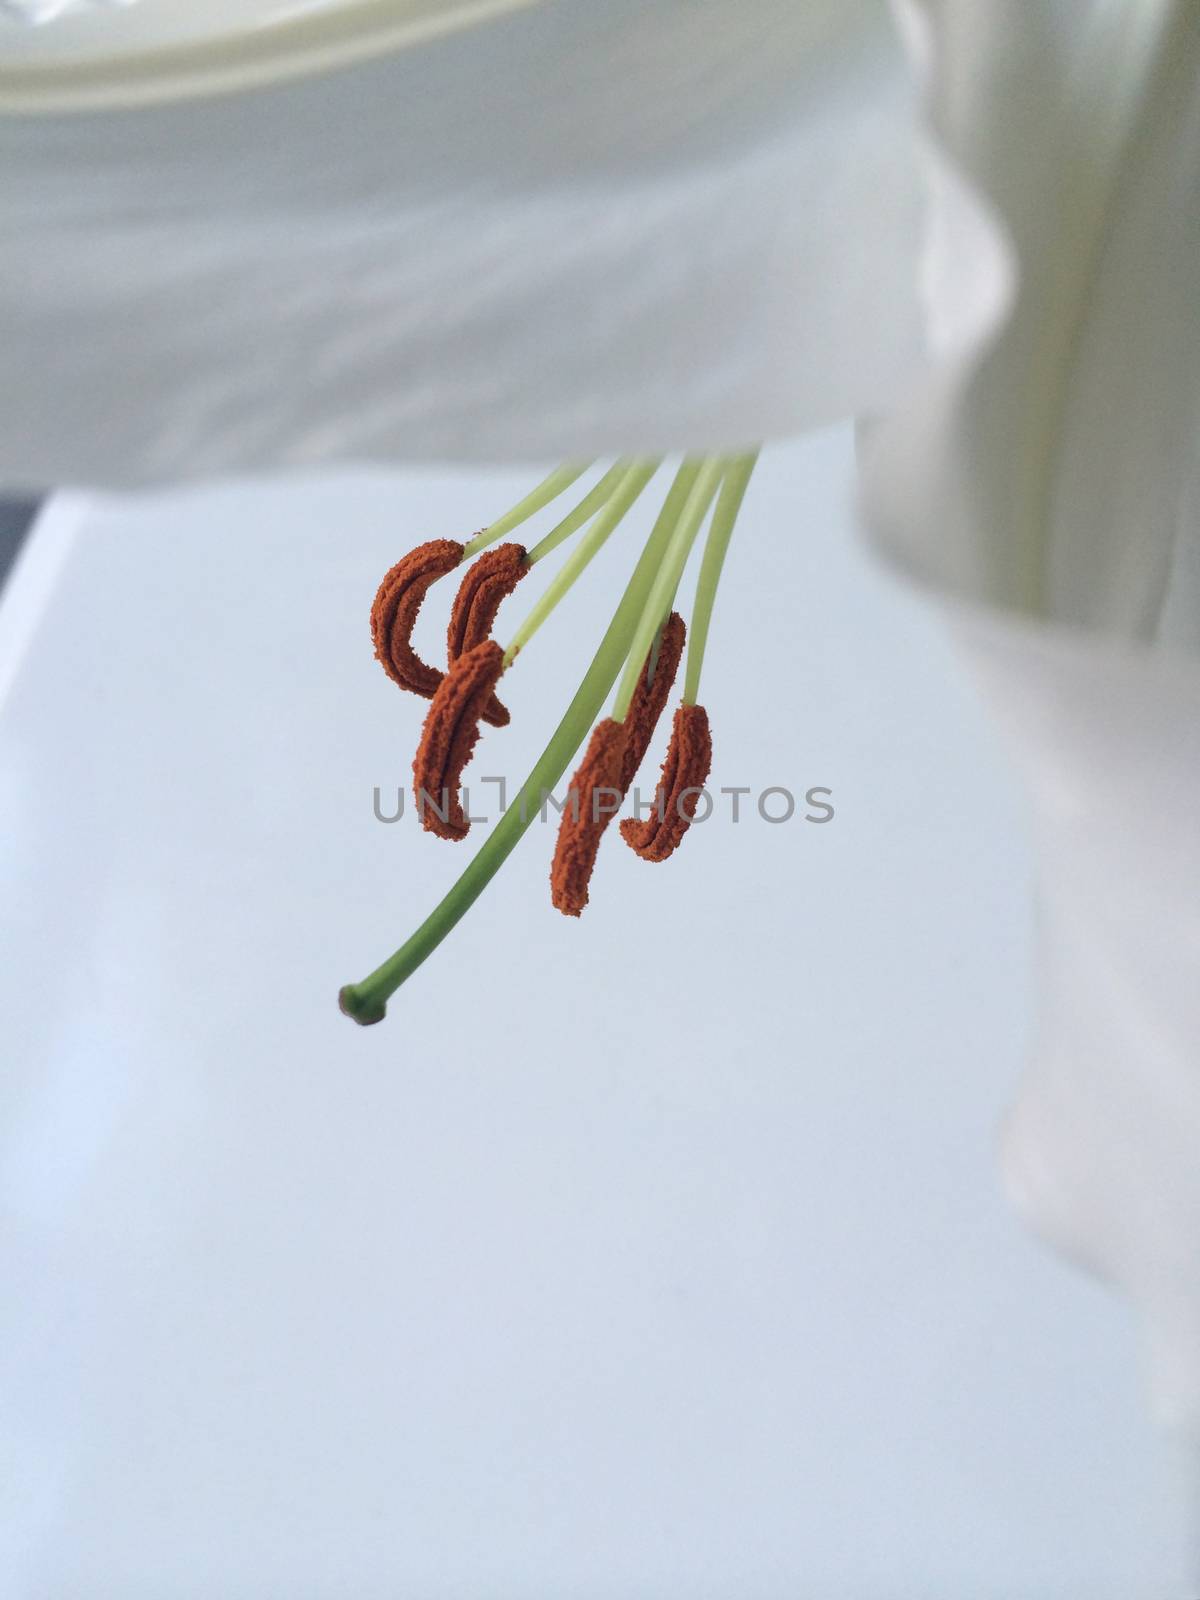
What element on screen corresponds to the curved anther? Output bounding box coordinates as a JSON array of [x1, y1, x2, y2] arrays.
[[620, 703, 712, 862], [447, 543, 528, 728], [371, 538, 463, 698], [618, 611, 685, 791], [549, 613, 686, 915], [412, 640, 506, 841], [549, 718, 628, 916]]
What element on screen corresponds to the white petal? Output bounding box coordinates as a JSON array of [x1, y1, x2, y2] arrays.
[[0, 0, 922, 486], [0, 0, 395, 42], [863, 1, 1200, 1423], [957, 609, 1200, 1430], [0, 0, 531, 69], [865, 0, 1199, 645]]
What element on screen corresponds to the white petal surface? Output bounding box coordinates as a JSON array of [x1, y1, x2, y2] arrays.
[[868, 0, 1199, 644], [863, 1, 1200, 1423], [0, 0, 532, 74], [960, 610, 1200, 1430], [0, 0, 441, 53], [0, 0, 922, 487]]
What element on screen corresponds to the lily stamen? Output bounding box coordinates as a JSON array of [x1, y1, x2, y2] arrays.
[[340, 451, 757, 1026], [620, 702, 713, 862], [370, 537, 462, 698], [412, 640, 506, 841], [372, 462, 600, 710], [549, 609, 686, 915], [619, 454, 756, 865], [447, 542, 528, 727], [618, 610, 686, 793], [549, 718, 628, 916]]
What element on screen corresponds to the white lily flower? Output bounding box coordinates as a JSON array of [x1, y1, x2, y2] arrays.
[[0, 0, 922, 485], [863, 0, 1200, 1426], [3, 0, 1192, 1443]]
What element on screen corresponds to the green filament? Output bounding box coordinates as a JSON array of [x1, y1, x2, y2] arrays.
[[523, 461, 631, 567], [502, 461, 659, 668], [460, 462, 593, 562], [682, 452, 758, 706], [610, 457, 724, 723]]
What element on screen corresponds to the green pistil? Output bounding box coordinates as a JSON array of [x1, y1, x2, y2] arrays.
[[460, 461, 593, 561], [682, 451, 758, 706]]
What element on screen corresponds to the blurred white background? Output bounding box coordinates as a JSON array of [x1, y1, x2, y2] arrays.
[[1, 428, 1195, 1596]]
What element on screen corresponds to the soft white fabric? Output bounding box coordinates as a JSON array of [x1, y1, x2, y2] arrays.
[[0, 0, 922, 487]]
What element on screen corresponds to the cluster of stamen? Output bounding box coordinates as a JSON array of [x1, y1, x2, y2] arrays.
[[550, 611, 687, 914], [341, 453, 756, 1026]]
